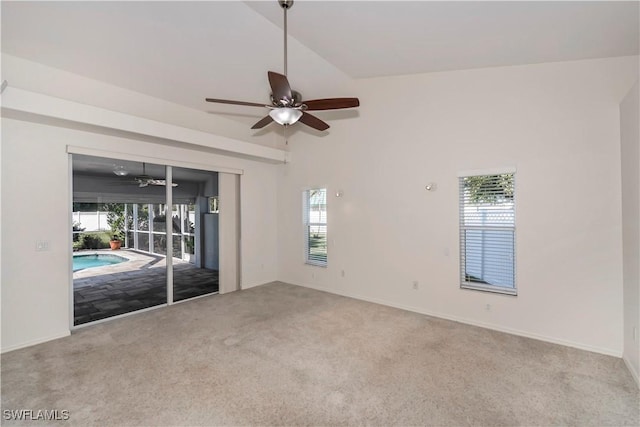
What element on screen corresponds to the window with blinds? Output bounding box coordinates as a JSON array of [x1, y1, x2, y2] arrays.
[[303, 188, 327, 266], [459, 172, 516, 295]]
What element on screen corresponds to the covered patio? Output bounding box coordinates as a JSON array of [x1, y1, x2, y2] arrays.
[[72, 155, 222, 326], [73, 249, 218, 325]]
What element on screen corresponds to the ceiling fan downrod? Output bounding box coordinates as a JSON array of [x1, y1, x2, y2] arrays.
[[279, 0, 294, 76]]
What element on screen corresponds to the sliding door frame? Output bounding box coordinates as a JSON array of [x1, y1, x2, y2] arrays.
[[68, 146, 242, 330]]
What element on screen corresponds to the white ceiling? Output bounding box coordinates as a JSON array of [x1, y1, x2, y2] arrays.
[[248, 1, 639, 78], [2, 1, 638, 123]]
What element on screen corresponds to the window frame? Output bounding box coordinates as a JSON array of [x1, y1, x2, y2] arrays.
[[303, 188, 328, 267], [458, 168, 517, 296]]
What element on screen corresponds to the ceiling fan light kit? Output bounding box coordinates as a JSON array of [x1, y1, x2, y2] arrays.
[[269, 107, 302, 126], [112, 165, 129, 176], [205, 0, 359, 133]]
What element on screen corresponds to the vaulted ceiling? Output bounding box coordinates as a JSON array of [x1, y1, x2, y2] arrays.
[[2, 1, 638, 126], [248, 1, 639, 78]]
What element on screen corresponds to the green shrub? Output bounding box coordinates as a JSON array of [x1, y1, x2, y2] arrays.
[[78, 232, 111, 249], [104, 203, 125, 241], [72, 222, 85, 243]]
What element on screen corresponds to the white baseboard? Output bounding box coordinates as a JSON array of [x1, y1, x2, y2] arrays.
[[293, 281, 622, 358], [241, 280, 272, 290], [623, 355, 640, 389], [1, 331, 71, 354]]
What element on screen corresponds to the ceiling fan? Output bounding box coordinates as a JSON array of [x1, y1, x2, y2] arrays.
[[133, 163, 177, 188], [205, 0, 359, 131]]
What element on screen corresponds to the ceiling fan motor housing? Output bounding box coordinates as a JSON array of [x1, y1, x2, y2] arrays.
[[271, 90, 302, 107]]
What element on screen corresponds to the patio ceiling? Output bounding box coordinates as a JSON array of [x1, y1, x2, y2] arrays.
[[73, 154, 217, 203]]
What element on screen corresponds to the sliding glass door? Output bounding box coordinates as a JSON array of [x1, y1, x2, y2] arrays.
[[72, 155, 219, 326]]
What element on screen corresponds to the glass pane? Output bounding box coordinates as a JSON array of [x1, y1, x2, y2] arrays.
[[153, 234, 167, 255], [184, 236, 195, 255], [137, 232, 149, 251], [185, 204, 196, 233], [306, 189, 327, 265], [172, 235, 182, 259], [137, 204, 149, 231], [171, 204, 181, 234], [308, 225, 327, 263], [125, 231, 134, 249], [72, 155, 167, 326], [464, 229, 515, 288], [152, 204, 166, 233], [172, 166, 219, 302]]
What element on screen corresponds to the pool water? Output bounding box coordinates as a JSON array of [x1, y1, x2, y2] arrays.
[[73, 254, 128, 272]]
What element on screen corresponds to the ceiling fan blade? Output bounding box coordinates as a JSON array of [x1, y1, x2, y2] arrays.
[[303, 97, 360, 111], [299, 112, 330, 131], [251, 115, 274, 129], [205, 98, 267, 108], [148, 180, 178, 187], [268, 71, 292, 103]]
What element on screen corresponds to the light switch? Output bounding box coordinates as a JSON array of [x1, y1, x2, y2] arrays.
[[35, 240, 49, 251]]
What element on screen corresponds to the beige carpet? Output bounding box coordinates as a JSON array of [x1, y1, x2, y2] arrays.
[[2, 282, 638, 426]]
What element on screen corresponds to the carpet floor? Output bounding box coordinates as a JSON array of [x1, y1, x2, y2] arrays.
[[1, 282, 638, 426]]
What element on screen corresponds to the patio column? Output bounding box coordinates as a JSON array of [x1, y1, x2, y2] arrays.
[[180, 204, 186, 260], [133, 204, 139, 250], [148, 203, 153, 253], [166, 166, 173, 304], [124, 204, 129, 248]]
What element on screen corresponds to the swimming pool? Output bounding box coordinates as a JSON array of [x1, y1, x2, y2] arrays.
[[73, 254, 128, 272]]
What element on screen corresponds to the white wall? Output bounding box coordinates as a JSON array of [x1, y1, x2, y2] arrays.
[[1, 54, 280, 149], [620, 80, 640, 385], [1, 118, 279, 352], [278, 56, 639, 356], [219, 173, 240, 294]]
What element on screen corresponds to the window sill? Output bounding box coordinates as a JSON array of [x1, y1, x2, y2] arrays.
[[461, 282, 517, 296], [305, 261, 327, 268]]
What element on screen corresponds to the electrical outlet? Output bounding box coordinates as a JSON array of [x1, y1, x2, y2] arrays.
[[412, 281, 419, 290]]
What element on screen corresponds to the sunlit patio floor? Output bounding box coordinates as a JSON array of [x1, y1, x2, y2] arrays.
[[73, 249, 218, 325]]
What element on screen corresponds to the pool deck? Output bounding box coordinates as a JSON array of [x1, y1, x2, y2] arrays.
[[73, 249, 218, 325]]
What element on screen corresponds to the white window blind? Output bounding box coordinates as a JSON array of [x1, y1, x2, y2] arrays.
[[303, 188, 327, 266], [459, 173, 516, 295]]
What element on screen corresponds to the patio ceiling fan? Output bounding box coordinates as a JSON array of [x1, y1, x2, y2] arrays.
[[132, 163, 177, 188], [205, 0, 359, 131]]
